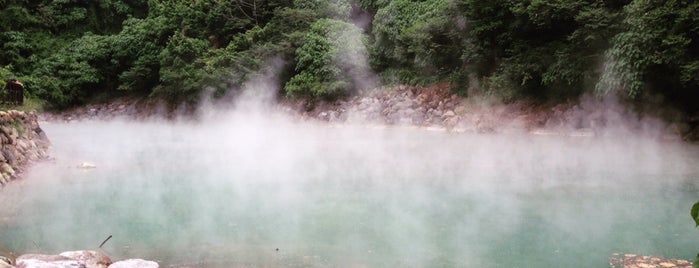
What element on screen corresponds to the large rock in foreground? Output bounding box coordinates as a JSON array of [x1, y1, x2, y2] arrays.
[[108, 259, 158, 268], [12, 251, 157, 268], [15, 254, 81, 268], [59, 250, 111, 268]]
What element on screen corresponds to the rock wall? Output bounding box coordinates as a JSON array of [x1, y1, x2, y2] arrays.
[[0, 110, 50, 185]]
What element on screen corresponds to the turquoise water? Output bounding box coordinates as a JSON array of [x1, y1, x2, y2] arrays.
[[0, 119, 697, 267]]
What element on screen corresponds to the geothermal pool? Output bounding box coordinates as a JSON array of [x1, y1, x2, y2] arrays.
[[0, 112, 698, 267]]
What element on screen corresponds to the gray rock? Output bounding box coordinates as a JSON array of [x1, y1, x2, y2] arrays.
[[1, 163, 15, 176], [0, 256, 12, 266], [77, 162, 96, 169], [15, 254, 82, 268], [395, 100, 414, 110], [59, 251, 111, 268], [443, 115, 461, 129], [403, 108, 415, 116], [442, 110, 456, 118], [108, 259, 158, 268], [15, 140, 28, 152], [0, 112, 10, 124]]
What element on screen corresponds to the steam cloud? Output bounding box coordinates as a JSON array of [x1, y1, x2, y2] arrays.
[[0, 28, 697, 266], [0, 80, 696, 267]]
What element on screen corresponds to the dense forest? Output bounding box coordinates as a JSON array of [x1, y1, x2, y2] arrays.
[[0, 0, 698, 114]]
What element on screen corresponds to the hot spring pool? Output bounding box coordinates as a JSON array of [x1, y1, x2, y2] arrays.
[[0, 115, 697, 267]]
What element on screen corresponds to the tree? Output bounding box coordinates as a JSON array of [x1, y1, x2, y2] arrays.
[[463, 0, 625, 100], [596, 0, 699, 112], [370, 0, 466, 84], [151, 33, 209, 103], [285, 18, 371, 100]]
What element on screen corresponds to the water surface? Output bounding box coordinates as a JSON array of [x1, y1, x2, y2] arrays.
[[0, 116, 697, 267]]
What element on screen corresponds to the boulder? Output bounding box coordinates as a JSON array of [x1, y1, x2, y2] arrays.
[[0, 256, 13, 267], [59, 251, 111, 268], [15, 254, 81, 268], [1, 163, 15, 176], [0, 112, 10, 124], [108, 259, 158, 268], [77, 162, 97, 169]]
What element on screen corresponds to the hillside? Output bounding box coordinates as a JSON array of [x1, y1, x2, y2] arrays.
[[1, 0, 698, 121]]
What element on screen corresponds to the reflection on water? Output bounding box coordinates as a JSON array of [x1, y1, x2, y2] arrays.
[[0, 119, 698, 267]]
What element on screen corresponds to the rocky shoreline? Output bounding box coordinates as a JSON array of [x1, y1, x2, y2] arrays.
[[24, 86, 698, 267], [609, 253, 693, 268], [0, 112, 161, 267], [296, 84, 696, 140], [41, 84, 697, 141], [0, 110, 50, 186]]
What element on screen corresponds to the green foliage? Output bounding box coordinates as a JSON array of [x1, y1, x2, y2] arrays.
[[9, 117, 25, 136], [370, 0, 465, 84], [596, 0, 699, 101], [1, 0, 698, 112], [0, 66, 12, 85], [293, 0, 351, 20], [0, 5, 39, 31], [113, 16, 177, 93], [464, 0, 625, 100], [152, 33, 209, 103], [692, 201, 699, 227], [0, 31, 32, 71], [693, 201, 699, 268], [285, 18, 369, 100], [0, 96, 45, 113]]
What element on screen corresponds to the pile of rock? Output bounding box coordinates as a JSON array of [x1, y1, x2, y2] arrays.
[[39, 84, 688, 140], [609, 253, 692, 268], [299, 84, 687, 139], [39, 98, 169, 122], [0, 250, 158, 268], [302, 84, 544, 133], [0, 110, 50, 185]]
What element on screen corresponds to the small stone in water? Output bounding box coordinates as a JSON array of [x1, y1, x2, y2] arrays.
[[77, 162, 97, 169]]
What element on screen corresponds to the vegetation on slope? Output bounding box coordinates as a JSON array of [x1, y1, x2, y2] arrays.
[[0, 0, 697, 114]]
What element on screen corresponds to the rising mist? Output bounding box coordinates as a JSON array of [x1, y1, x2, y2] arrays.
[[0, 83, 697, 267]]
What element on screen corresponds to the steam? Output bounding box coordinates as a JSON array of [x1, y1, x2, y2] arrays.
[[0, 81, 696, 266], [0, 33, 698, 266], [335, 22, 378, 93]]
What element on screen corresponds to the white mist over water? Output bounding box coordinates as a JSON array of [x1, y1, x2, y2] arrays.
[[0, 92, 698, 267]]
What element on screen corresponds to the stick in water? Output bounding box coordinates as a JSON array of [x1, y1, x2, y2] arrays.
[[98, 235, 112, 248]]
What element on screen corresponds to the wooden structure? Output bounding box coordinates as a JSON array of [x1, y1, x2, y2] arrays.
[[3, 79, 24, 105]]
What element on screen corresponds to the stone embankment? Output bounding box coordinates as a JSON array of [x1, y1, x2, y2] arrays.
[[41, 84, 696, 140], [609, 253, 692, 268], [299, 84, 626, 135], [0, 250, 158, 268], [0, 110, 50, 185], [297, 84, 693, 140], [39, 98, 168, 122]]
